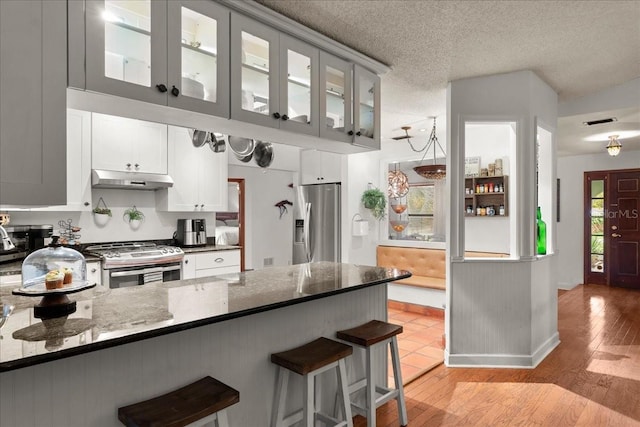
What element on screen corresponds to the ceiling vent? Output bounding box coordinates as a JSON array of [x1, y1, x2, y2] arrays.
[[583, 117, 618, 126]]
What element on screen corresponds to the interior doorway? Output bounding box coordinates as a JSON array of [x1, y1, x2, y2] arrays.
[[584, 168, 640, 288], [218, 178, 245, 271]]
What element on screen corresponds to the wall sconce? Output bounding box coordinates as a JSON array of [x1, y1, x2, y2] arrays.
[[352, 213, 369, 236], [606, 135, 622, 156]]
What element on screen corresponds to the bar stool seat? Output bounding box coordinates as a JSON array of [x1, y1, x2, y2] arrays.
[[271, 337, 354, 427], [118, 376, 239, 427], [337, 320, 408, 426]]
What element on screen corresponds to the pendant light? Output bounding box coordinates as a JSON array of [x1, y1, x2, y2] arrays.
[[606, 135, 622, 156], [412, 117, 446, 180]]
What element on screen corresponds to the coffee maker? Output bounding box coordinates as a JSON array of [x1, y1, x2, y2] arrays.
[[0, 224, 52, 263], [176, 219, 207, 247]]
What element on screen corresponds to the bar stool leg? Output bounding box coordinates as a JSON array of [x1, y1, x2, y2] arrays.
[[271, 367, 290, 427], [304, 373, 314, 426], [390, 337, 408, 426], [365, 347, 376, 426], [215, 409, 230, 427], [337, 359, 354, 427]]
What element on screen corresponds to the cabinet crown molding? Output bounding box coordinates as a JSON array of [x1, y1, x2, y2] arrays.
[[220, 0, 390, 75]]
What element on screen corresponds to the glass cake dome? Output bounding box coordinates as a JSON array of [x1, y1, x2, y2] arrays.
[[21, 236, 86, 288]]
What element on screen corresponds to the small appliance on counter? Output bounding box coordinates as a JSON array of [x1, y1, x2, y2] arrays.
[[0, 224, 53, 264], [175, 219, 207, 247]]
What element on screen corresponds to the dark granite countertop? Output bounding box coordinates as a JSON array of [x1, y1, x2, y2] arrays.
[[181, 244, 241, 254], [0, 262, 410, 372]]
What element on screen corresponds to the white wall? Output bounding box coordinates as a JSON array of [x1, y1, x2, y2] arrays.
[[555, 150, 640, 289], [6, 189, 214, 244], [228, 164, 297, 270]]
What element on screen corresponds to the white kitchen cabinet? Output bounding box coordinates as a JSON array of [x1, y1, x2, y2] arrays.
[[181, 254, 197, 280], [156, 126, 228, 212], [181, 250, 240, 279], [86, 260, 102, 288], [195, 250, 241, 278], [0, 0, 67, 206], [31, 109, 93, 212], [83, 0, 230, 117], [319, 52, 353, 143], [300, 150, 342, 184], [168, 283, 228, 323], [0, 274, 21, 288], [230, 14, 320, 137], [353, 65, 381, 150], [92, 113, 168, 174]]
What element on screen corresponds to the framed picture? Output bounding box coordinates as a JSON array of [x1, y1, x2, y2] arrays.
[[465, 157, 481, 177]]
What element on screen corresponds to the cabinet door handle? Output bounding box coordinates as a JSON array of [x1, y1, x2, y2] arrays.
[[84, 202, 89, 206], [273, 112, 281, 119], [612, 233, 622, 238], [348, 130, 354, 136], [134, 163, 140, 170], [281, 114, 289, 121], [171, 85, 180, 96], [214, 257, 224, 263], [356, 131, 362, 136], [194, 204, 198, 209], [91, 268, 97, 273], [156, 84, 168, 93], [184, 259, 189, 264], [126, 163, 132, 169], [200, 204, 204, 208]]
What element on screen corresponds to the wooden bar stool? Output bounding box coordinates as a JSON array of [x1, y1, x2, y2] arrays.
[[337, 320, 408, 426], [271, 337, 354, 427], [118, 376, 239, 427]]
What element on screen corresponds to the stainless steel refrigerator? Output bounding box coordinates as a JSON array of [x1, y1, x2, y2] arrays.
[[293, 183, 341, 264]]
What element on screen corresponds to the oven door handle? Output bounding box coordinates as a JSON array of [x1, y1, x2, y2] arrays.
[[110, 264, 182, 278]]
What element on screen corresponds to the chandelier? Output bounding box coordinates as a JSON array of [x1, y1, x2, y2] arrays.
[[606, 135, 622, 156], [388, 163, 409, 198], [400, 117, 446, 180]]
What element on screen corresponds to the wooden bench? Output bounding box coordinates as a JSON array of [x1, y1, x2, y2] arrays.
[[376, 246, 509, 291]]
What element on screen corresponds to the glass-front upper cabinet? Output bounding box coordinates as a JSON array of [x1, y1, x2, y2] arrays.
[[353, 65, 381, 149], [86, 0, 229, 117], [279, 35, 319, 136], [166, 0, 229, 116], [319, 52, 352, 143], [230, 13, 280, 128], [86, 0, 167, 104]]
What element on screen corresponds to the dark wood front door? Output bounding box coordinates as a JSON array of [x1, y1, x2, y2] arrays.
[[609, 171, 640, 288]]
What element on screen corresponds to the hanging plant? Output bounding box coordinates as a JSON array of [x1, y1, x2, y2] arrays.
[[361, 188, 386, 220], [92, 197, 112, 226], [123, 206, 145, 221], [123, 206, 145, 230]]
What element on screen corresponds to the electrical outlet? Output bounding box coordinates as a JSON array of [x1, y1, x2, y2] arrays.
[[264, 257, 274, 266]]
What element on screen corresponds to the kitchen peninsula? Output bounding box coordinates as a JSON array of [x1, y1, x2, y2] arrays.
[[0, 262, 410, 426]]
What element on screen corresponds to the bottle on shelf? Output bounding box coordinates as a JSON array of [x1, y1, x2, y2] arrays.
[[536, 206, 547, 255], [475, 184, 480, 193], [499, 204, 505, 216]]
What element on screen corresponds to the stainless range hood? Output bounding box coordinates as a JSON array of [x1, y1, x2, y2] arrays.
[[92, 169, 173, 190]]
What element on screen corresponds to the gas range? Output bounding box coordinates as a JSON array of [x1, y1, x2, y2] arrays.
[[85, 242, 184, 269]]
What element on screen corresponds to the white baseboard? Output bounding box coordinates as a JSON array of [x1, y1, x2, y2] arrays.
[[557, 282, 580, 290], [445, 332, 560, 369]]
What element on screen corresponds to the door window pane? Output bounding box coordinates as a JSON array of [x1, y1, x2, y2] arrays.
[[104, 0, 151, 86], [589, 179, 605, 272], [241, 31, 269, 114], [287, 49, 311, 123], [325, 66, 345, 130], [358, 74, 374, 138], [181, 7, 217, 102]]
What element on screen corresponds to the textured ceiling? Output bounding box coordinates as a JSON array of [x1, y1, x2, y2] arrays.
[[255, 0, 640, 155]]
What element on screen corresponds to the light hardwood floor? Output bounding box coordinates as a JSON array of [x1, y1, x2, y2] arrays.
[[355, 284, 640, 426]]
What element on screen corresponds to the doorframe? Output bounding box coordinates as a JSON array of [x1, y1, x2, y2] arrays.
[[583, 168, 640, 286], [228, 178, 246, 272]]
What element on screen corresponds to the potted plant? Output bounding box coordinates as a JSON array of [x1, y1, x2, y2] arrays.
[[123, 205, 145, 230], [92, 197, 112, 226], [361, 188, 386, 220]]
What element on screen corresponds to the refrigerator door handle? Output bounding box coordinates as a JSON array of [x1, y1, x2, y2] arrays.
[[304, 202, 312, 262]]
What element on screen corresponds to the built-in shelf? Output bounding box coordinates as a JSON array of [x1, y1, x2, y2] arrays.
[[464, 175, 509, 217]]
